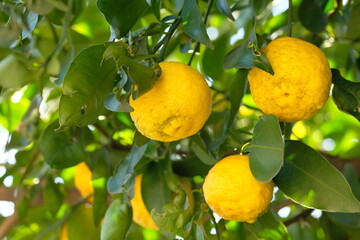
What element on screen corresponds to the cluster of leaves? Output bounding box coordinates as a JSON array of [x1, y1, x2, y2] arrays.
[[0, 0, 360, 240]]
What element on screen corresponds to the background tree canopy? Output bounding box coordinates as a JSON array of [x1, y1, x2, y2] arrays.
[[0, 0, 360, 239]]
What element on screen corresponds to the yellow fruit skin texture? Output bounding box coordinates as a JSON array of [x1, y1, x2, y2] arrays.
[[74, 162, 94, 202], [129, 61, 211, 142], [248, 37, 332, 122], [131, 174, 158, 230], [203, 155, 274, 223]]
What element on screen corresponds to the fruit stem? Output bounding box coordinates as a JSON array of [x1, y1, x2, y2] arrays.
[[287, 0, 293, 37]]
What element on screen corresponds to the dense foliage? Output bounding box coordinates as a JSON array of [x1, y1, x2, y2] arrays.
[[0, 0, 360, 239]]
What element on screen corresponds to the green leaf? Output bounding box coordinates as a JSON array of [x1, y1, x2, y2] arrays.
[[107, 144, 148, 194], [298, 0, 329, 34], [181, 0, 214, 49], [244, 114, 284, 182], [151, 204, 190, 232], [67, 204, 100, 240], [245, 209, 288, 240], [39, 121, 86, 169], [148, 0, 162, 20], [190, 134, 217, 165], [227, 70, 248, 128], [91, 149, 110, 226], [223, 28, 274, 75], [331, 69, 360, 122], [134, 130, 150, 147], [117, 56, 157, 97], [101, 198, 132, 240], [97, 0, 149, 38], [142, 163, 172, 213], [44, 175, 63, 216], [202, 33, 230, 81], [172, 155, 212, 177], [59, 45, 117, 128], [105, 93, 133, 112], [216, 0, 235, 21], [274, 140, 360, 213], [26, 0, 54, 15], [0, 54, 36, 89]]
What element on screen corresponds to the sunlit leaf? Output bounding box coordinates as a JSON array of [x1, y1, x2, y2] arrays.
[[97, 0, 149, 38], [181, 0, 214, 49], [101, 198, 132, 240], [59, 45, 117, 128], [244, 114, 284, 182], [274, 140, 360, 213], [331, 69, 360, 122]]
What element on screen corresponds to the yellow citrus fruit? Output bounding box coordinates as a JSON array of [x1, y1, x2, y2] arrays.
[[248, 37, 332, 122], [202, 155, 274, 223], [74, 162, 94, 202], [60, 223, 68, 240], [131, 174, 159, 230], [129, 61, 211, 142]]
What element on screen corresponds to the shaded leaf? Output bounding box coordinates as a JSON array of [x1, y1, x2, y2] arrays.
[[117, 56, 157, 97], [151, 204, 190, 232], [101, 198, 132, 240], [0, 54, 36, 89], [97, 0, 149, 38], [244, 114, 284, 182], [59, 45, 117, 128], [91, 149, 110, 226], [299, 0, 329, 33], [107, 144, 148, 194], [331, 68, 360, 122], [142, 163, 172, 213], [172, 155, 212, 177], [44, 175, 63, 216], [216, 0, 235, 21], [67, 204, 100, 240], [181, 0, 214, 49], [190, 134, 217, 165], [105, 93, 133, 112], [40, 121, 86, 169], [245, 209, 288, 240], [134, 130, 150, 147], [274, 140, 360, 213], [227, 70, 248, 128], [202, 33, 230, 81], [223, 28, 274, 75]]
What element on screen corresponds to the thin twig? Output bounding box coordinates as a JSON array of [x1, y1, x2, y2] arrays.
[[284, 209, 313, 226]]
